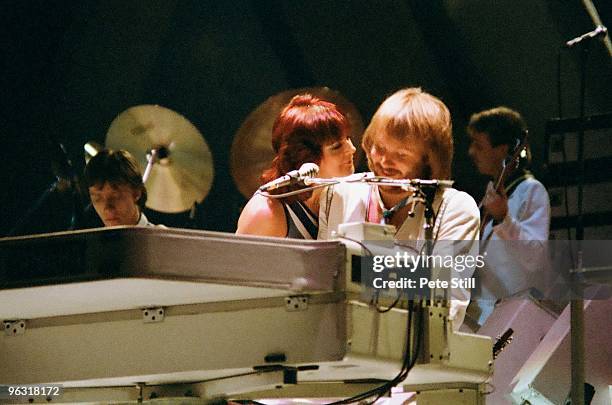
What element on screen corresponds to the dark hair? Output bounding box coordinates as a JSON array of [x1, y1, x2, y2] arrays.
[[468, 106, 527, 148], [261, 94, 350, 202], [468, 106, 530, 166], [84, 149, 147, 208]]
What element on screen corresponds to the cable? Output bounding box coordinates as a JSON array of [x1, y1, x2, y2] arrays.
[[338, 235, 401, 313], [336, 235, 374, 257], [321, 184, 447, 403], [557, 49, 563, 120], [324, 299, 423, 404], [371, 289, 403, 313], [482, 382, 496, 395], [557, 46, 576, 267]]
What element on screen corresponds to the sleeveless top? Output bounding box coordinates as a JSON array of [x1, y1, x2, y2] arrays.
[[283, 201, 318, 239]]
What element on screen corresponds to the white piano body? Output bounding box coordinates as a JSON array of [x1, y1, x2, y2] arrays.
[[0, 227, 492, 403]]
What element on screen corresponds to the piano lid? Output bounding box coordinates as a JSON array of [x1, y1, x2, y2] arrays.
[[0, 227, 345, 292]]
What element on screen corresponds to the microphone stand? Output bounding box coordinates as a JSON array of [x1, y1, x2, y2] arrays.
[[256, 181, 334, 199], [569, 38, 590, 405], [418, 182, 446, 365], [559, 19, 608, 402], [257, 172, 373, 199], [8, 137, 84, 236], [361, 177, 453, 363], [8, 179, 62, 236]]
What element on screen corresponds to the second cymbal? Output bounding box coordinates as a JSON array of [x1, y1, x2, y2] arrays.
[[230, 87, 365, 198]]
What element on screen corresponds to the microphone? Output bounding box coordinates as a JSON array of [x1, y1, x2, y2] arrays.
[[565, 25, 608, 48], [259, 163, 319, 192], [45, 133, 78, 183]]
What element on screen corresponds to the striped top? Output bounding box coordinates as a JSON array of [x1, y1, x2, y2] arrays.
[[283, 201, 318, 239]]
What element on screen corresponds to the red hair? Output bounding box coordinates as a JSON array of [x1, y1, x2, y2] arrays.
[[261, 94, 350, 201]]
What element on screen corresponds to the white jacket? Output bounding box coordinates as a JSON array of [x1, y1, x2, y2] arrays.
[[318, 178, 480, 330]]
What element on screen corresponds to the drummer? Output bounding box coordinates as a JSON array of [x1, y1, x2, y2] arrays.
[[84, 149, 155, 227]]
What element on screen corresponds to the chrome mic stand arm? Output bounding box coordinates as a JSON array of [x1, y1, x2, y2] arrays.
[[255, 172, 374, 199]]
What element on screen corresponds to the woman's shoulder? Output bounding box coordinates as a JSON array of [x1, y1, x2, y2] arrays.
[[236, 194, 287, 237]]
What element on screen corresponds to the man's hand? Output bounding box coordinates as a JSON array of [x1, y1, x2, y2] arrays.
[[483, 181, 508, 222]]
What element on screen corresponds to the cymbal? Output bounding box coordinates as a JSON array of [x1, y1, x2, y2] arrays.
[[230, 87, 365, 198], [106, 105, 214, 213]]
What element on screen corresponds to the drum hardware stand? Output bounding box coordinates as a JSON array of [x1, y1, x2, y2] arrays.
[[143, 146, 169, 183]]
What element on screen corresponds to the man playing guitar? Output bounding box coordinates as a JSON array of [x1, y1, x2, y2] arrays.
[[468, 107, 550, 242], [466, 106, 551, 326]]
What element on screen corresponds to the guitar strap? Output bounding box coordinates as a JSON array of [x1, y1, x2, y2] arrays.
[[504, 170, 533, 198]]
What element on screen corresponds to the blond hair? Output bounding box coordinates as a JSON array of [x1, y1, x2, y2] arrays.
[[362, 88, 453, 179]]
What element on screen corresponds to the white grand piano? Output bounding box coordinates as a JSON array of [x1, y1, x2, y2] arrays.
[[0, 227, 492, 404]]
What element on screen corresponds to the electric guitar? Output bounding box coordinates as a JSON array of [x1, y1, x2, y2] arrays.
[[479, 135, 528, 236]]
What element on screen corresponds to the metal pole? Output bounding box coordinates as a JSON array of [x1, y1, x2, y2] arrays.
[[570, 43, 588, 405]]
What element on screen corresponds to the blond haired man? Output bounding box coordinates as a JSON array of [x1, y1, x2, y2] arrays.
[[319, 88, 479, 329]]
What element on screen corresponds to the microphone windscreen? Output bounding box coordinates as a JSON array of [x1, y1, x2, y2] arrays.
[[298, 162, 319, 177]]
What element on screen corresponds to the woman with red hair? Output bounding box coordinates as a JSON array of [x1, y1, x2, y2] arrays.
[[236, 94, 356, 238]]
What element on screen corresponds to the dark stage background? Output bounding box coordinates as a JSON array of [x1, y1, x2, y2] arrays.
[[1, 0, 611, 236]]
